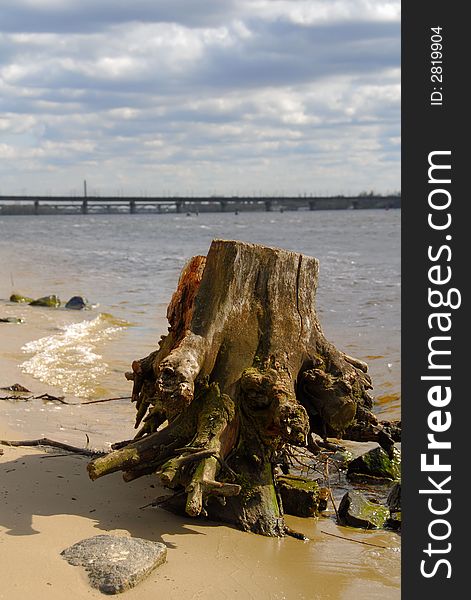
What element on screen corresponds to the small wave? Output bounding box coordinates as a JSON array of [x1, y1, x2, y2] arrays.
[[20, 313, 128, 398]]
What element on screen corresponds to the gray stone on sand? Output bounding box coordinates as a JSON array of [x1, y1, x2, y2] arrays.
[[61, 535, 167, 594]]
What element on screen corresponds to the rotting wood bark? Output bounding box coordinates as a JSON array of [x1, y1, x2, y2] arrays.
[[87, 239, 400, 536]]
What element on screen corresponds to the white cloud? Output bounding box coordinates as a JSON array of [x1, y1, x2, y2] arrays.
[[0, 1, 400, 195], [239, 0, 400, 25]]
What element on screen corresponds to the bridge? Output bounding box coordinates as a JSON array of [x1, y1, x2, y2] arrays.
[[0, 194, 400, 215]]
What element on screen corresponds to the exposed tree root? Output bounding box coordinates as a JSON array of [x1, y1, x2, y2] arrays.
[[87, 240, 400, 536]]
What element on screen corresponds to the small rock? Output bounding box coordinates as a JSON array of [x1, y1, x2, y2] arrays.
[[328, 449, 353, 469], [65, 296, 89, 310], [385, 511, 401, 531], [387, 482, 401, 512], [0, 383, 31, 393], [29, 295, 61, 308], [347, 446, 401, 483], [338, 490, 389, 529], [0, 317, 24, 324], [9, 293, 33, 303], [61, 535, 167, 594], [385, 482, 401, 530], [277, 474, 323, 517]]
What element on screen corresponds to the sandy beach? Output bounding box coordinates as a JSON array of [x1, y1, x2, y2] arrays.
[[0, 426, 401, 600]]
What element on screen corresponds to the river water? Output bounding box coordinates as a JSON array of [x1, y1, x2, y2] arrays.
[[0, 209, 400, 399], [0, 208, 400, 446], [0, 209, 401, 598]]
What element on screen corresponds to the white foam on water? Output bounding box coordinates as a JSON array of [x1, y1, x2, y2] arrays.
[[20, 313, 129, 398]]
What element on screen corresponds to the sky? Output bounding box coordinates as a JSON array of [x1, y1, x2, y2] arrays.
[[0, 0, 400, 196]]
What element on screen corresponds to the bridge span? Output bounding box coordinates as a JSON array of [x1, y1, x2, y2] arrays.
[[0, 194, 400, 215]]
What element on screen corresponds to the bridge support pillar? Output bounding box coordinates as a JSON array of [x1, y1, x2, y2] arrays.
[[176, 201, 183, 214], [130, 200, 136, 214], [264, 200, 272, 212], [81, 199, 88, 214], [220, 200, 227, 212], [34, 200, 39, 215]]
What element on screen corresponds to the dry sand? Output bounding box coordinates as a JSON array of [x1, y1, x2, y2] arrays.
[[1, 308, 400, 600]]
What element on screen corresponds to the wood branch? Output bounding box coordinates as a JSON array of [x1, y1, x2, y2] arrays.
[[0, 392, 131, 406], [81, 396, 131, 405], [320, 530, 389, 549], [87, 419, 184, 480], [1, 438, 103, 457]]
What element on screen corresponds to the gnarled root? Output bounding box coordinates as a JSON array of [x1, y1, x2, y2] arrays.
[[87, 240, 400, 537], [88, 380, 241, 517]]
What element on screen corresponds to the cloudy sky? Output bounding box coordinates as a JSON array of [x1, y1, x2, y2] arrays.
[[0, 0, 400, 196]]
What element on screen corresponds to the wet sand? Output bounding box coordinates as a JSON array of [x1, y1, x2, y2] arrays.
[[0, 431, 400, 600], [1, 305, 400, 600]]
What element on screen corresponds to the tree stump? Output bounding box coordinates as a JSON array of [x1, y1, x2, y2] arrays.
[[88, 240, 397, 536]]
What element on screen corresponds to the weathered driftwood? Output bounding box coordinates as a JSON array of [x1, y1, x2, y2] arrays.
[[88, 240, 396, 536]]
